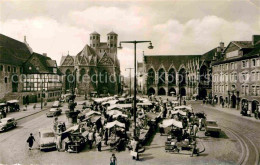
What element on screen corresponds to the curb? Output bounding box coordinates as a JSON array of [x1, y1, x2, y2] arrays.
[[203, 104, 260, 123], [16, 107, 49, 121]]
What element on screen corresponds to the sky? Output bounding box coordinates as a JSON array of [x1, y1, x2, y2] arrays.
[[0, 0, 259, 76]]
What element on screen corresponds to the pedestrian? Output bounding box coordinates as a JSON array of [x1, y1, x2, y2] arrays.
[[88, 131, 94, 149], [110, 153, 117, 165], [27, 133, 35, 150], [96, 134, 102, 152], [104, 128, 109, 145], [193, 124, 198, 137]]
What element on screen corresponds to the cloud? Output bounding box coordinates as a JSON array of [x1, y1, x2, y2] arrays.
[[152, 15, 260, 55]]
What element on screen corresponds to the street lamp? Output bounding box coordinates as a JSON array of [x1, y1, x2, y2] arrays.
[[125, 68, 134, 97], [118, 40, 153, 138]]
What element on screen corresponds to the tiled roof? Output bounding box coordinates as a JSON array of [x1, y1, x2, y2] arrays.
[[108, 31, 117, 35], [144, 55, 200, 71], [0, 34, 31, 65], [232, 41, 253, 49], [201, 47, 225, 61], [90, 31, 100, 35]]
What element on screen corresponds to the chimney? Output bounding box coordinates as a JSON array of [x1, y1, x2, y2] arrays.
[[220, 42, 224, 49], [216, 47, 221, 52], [252, 35, 260, 46], [24, 36, 27, 43], [42, 53, 47, 57]]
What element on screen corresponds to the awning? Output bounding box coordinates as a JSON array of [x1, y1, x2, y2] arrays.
[[137, 102, 152, 106], [85, 111, 101, 117], [105, 120, 125, 129], [63, 125, 79, 133], [7, 100, 19, 104], [161, 119, 183, 128]]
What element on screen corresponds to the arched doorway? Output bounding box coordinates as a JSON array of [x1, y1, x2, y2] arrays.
[[168, 68, 176, 85], [147, 88, 155, 96], [241, 99, 248, 111], [158, 88, 166, 95], [158, 68, 166, 85], [147, 68, 155, 85], [252, 100, 259, 113], [180, 87, 186, 97], [179, 68, 186, 86], [231, 95, 236, 108], [168, 87, 176, 96]]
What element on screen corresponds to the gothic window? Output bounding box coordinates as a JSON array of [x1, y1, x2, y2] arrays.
[[0, 65, 3, 71], [4, 77, 7, 83], [93, 44, 95, 47], [168, 68, 176, 85], [147, 68, 155, 85], [252, 59, 256, 67], [7, 66, 11, 72]]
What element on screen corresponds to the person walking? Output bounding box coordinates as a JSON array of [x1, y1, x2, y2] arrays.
[[88, 131, 94, 149], [27, 133, 35, 150], [104, 128, 109, 145], [110, 154, 117, 165]]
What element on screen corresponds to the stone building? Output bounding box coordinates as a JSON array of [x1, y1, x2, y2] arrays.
[[212, 35, 260, 113], [138, 43, 226, 99], [0, 34, 62, 104], [59, 31, 121, 95]]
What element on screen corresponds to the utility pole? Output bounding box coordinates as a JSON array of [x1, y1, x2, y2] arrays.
[[125, 68, 134, 97]]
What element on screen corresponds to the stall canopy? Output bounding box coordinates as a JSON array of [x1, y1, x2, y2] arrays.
[[105, 121, 125, 129], [85, 111, 101, 117], [161, 119, 183, 128], [7, 100, 19, 104], [107, 105, 122, 111], [170, 110, 187, 116], [107, 110, 127, 118], [137, 102, 152, 106], [64, 125, 79, 133]]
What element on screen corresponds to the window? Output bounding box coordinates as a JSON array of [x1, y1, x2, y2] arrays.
[[0, 65, 3, 71], [111, 36, 113, 39], [93, 44, 95, 47], [93, 36, 95, 40], [241, 85, 245, 94], [110, 44, 113, 47], [7, 66, 11, 72], [4, 77, 7, 83], [226, 64, 228, 70], [242, 60, 248, 68], [251, 71, 256, 81], [245, 85, 249, 95], [252, 59, 256, 67]]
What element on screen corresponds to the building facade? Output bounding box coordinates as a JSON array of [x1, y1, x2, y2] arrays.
[[59, 31, 121, 96], [212, 35, 260, 113], [0, 34, 62, 104], [138, 42, 226, 99]]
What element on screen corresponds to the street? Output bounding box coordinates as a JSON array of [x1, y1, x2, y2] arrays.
[[1, 101, 258, 165]]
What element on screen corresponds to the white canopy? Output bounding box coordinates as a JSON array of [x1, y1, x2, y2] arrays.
[[105, 121, 125, 129], [161, 119, 183, 128], [7, 100, 19, 104], [107, 105, 122, 111], [107, 110, 123, 116], [170, 110, 187, 116], [137, 102, 152, 106], [85, 111, 101, 117], [64, 125, 79, 133]]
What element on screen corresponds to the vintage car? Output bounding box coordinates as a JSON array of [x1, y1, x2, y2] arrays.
[[46, 108, 62, 117], [205, 120, 221, 137], [39, 128, 56, 150], [52, 101, 61, 108], [0, 117, 17, 132]]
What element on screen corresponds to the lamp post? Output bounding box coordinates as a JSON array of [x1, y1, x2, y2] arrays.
[[125, 68, 134, 97], [118, 40, 153, 138]]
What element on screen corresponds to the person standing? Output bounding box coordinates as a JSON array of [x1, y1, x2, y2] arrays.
[[27, 133, 35, 150], [104, 128, 109, 145], [88, 131, 94, 149], [110, 154, 117, 165], [96, 134, 102, 152]]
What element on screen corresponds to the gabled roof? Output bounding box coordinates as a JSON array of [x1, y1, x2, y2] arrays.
[[0, 34, 32, 65], [201, 47, 225, 61], [232, 41, 253, 49]]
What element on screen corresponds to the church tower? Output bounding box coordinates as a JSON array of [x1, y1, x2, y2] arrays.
[[90, 31, 100, 49], [107, 31, 118, 54]]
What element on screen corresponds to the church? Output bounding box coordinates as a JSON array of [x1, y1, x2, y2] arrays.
[[59, 31, 121, 96]]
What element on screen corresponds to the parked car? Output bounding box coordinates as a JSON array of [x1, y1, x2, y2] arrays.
[[46, 108, 62, 117], [52, 101, 61, 108], [39, 128, 56, 150], [205, 120, 221, 137], [0, 117, 17, 132]]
